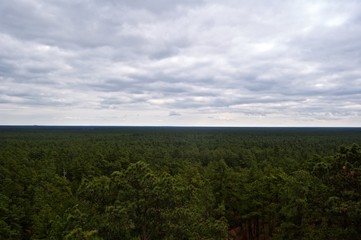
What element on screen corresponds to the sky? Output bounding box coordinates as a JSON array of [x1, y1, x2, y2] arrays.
[[1, 0, 361, 126]]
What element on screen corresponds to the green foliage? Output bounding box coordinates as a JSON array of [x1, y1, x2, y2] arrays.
[[0, 126, 360, 239]]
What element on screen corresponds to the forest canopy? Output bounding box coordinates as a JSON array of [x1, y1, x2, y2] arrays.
[[0, 126, 360, 239]]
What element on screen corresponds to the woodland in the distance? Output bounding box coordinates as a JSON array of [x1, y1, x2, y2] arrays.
[[0, 126, 360, 240]]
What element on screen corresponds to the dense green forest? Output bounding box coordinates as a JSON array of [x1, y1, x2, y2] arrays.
[[0, 126, 360, 240]]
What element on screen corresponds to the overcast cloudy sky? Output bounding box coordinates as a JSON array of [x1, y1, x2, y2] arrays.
[[1, 0, 361, 126]]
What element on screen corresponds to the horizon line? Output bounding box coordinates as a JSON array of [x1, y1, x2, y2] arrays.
[[1, 125, 361, 128]]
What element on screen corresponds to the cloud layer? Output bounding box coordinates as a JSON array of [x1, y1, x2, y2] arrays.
[[1, 0, 361, 126]]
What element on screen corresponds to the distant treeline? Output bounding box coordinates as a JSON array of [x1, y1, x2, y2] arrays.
[[0, 127, 360, 239]]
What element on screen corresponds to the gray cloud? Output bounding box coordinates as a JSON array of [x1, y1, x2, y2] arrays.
[[169, 111, 181, 117], [0, 0, 361, 126]]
